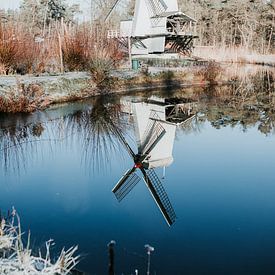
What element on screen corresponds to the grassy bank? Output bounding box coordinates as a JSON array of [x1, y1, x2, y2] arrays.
[[1, 63, 274, 113], [0, 61, 228, 113]]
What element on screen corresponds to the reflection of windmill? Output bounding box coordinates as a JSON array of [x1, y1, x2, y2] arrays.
[[112, 109, 176, 226]]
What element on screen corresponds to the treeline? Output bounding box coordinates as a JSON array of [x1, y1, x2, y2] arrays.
[[179, 0, 275, 53]]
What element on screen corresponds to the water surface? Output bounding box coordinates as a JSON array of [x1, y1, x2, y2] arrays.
[[0, 70, 275, 274]]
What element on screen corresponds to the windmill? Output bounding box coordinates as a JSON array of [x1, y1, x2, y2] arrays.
[[113, 0, 198, 55], [112, 108, 176, 226]]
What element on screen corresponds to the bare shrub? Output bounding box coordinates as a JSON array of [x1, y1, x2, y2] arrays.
[[0, 24, 18, 74], [196, 61, 222, 84], [14, 35, 41, 75], [63, 28, 90, 71], [0, 83, 50, 113], [87, 28, 123, 91], [158, 70, 175, 85], [0, 23, 42, 75]]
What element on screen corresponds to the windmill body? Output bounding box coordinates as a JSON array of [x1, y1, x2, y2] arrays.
[[112, 96, 197, 225], [118, 0, 197, 55], [132, 102, 176, 169]]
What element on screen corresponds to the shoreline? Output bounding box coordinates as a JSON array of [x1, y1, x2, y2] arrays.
[[0, 63, 274, 113]]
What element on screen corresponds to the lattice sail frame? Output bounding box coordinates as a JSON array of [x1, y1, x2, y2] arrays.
[[112, 108, 177, 226]]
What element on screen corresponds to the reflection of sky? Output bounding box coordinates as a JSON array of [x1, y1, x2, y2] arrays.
[[0, 108, 275, 274]]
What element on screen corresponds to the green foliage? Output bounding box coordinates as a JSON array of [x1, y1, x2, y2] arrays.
[[47, 0, 66, 21]]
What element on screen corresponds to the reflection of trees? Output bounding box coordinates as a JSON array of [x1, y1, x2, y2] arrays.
[[158, 69, 275, 135], [0, 96, 128, 174], [1, 70, 274, 174], [0, 119, 45, 172], [177, 114, 204, 135], [64, 96, 129, 170], [199, 71, 275, 135]]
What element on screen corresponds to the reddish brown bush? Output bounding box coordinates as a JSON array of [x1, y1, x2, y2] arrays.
[[196, 61, 222, 84], [0, 24, 18, 74], [0, 84, 50, 113], [63, 29, 90, 71]]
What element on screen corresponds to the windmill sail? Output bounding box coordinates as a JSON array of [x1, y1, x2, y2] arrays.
[[112, 168, 140, 201], [112, 123, 136, 159], [133, 102, 176, 169], [104, 0, 122, 22], [142, 168, 176, 226], [112, 99, 178, 226], [139, 111, 166, 155], [146, 0, 167, 17]]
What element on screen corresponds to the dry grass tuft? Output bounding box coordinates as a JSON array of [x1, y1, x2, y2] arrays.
[[89, 58, 115, 90], [0, 83, 51, 113], [0, 24, 18, 74], [0, 207, 80, 274], [63, 28, 91, 71]]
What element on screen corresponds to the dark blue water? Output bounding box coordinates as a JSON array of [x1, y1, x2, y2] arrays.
[[1, 82, 275, 274]]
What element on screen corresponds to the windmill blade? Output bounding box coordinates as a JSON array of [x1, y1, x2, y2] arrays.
[[139, 111, 166, 156], [141, 168, 176, 226], [112, 125, 136, 160], [146, 0, 168, 17], [112, 167, 141, 202], [145, 0, 168, 26], [104, 0, 122, 22]]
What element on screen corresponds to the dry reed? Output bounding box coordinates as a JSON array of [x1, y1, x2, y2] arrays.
[[194, 46, 275, 67], [0, 207, 80, 274]]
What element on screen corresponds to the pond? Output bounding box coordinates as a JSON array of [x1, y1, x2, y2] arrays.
[[0, 68, 275, 274]]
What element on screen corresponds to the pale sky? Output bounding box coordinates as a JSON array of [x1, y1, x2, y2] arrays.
[[0, 0, 92, 20]]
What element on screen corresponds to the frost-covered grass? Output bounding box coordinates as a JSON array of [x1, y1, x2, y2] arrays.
[[0, 208, 80, 275]]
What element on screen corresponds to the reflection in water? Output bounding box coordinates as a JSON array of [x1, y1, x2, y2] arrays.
[[0, 118, 45, 172], [198, 70, 275, 135], [0, 68, 274, 174], [113, 101, 176, 226], [0, 67, 274, 274], [63, 96, 127, 170], [0, 96, 127, 173], [112, 97, 197, 225]]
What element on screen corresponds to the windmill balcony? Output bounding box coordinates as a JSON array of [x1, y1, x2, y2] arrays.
[[107, 30, 120, 38], [166, 22, 197, 36]]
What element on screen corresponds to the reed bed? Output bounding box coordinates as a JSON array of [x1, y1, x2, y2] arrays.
[[0, 21, 123, 112], [0, 21, 123, 76], [194, 46, 275, 67]]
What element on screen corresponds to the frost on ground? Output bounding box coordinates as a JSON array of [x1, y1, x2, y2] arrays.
[[0, 208, 79, 275]]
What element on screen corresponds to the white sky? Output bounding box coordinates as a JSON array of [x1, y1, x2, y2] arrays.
[[0, 0, 92, 20]]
